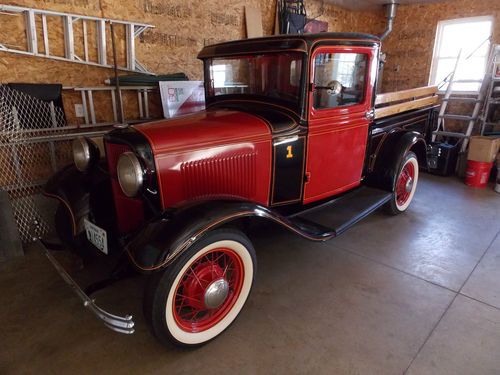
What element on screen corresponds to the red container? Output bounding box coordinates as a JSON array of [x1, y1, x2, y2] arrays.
[[465, 160, 493, 188]]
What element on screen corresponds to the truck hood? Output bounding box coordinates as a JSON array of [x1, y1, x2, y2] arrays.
[[133, 109, 272, 154], [133, 106, 298, 154]]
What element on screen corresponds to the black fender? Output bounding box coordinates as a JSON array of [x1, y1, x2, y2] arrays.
[[366, 131, 427, 192], [43, 161, 115, 237], [125, 200, 334, 272]]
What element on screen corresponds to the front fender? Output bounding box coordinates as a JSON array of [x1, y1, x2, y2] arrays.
[[366, 131, 427, 191], [125, 200, 333, 272], [43, 161, 114, 236]]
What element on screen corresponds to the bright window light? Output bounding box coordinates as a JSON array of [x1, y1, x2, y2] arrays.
[[429, 16, 493, 92], [211, 64, 227, 87]]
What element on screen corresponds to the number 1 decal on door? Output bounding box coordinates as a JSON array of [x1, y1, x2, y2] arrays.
[[271, 137, 305, 205]]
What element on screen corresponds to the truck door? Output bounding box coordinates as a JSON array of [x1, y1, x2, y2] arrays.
[[303, 45, 377, 204]]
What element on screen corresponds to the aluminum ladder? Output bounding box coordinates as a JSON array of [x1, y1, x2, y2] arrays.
[[0, 4, 154, 74], [479, 44, 500, 136], [432, 49, 490, 152]]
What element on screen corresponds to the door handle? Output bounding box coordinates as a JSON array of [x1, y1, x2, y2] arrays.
[[365, 109, 375, 120]]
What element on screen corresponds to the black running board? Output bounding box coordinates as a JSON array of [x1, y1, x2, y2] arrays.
[[125, 190, 392, 270], [288, 187, 392, 239]]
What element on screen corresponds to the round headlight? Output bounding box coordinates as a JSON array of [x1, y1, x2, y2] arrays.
[[117, 152, 144, 198], [72, 137, 91, 172]]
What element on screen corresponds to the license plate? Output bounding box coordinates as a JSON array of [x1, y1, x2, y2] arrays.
[[84, 219, 108, 255]]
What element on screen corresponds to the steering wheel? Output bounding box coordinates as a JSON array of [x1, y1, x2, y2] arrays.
[[315, 80, 343, 96]]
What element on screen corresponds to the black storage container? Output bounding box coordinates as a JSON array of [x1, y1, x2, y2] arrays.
[[427, 142, 459, 176]]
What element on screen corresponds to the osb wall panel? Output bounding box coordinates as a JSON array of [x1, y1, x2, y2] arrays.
[[0, 140, 72, 187], [0, 0, 381, 194], [0, 1, 381, 83], [288, 2, 384, 36], [0, 0, 381, 125], [6, 0, 497, 119], [381, 0, 500, 93]]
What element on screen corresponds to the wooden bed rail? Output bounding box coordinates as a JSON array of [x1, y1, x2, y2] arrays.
[[374, 85, 439, 119]]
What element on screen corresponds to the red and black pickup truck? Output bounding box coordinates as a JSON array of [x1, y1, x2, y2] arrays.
[[44, 32, 439, 347]]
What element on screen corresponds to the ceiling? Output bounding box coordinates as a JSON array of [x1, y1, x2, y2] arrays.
[[325, 0, 447, 11]]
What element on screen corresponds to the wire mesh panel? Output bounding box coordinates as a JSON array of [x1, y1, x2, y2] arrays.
[[0, 85, 69, 242]]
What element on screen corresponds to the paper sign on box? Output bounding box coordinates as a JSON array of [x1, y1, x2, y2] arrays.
[[159, 81, 205, 118]]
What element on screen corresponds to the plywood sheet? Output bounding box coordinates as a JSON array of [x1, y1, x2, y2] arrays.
[[245, 6, 263, 38]]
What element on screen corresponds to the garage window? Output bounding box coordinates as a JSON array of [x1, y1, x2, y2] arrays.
[[429, 16, 493, 92]]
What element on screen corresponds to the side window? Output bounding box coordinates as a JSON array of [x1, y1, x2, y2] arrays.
[[290, 60, 301, 87], [313, 52, 368, 109]]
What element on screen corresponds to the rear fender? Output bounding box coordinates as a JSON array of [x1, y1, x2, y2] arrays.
[[366, 131, 427, 192]]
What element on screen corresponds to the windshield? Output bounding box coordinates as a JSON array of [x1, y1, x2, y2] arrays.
[[206, 52, 304, 108]]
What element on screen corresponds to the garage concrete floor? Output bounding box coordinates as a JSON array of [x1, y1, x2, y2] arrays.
[[1, 174, 499, 374]]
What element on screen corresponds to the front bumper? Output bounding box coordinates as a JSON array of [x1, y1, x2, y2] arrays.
[[38, 241, 135, 334]]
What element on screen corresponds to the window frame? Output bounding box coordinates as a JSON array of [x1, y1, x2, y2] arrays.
[[312, 52, 368, 110], [203, 52, 307, 116], [308, 45, 374, 121], [429, 15, 494, 94]]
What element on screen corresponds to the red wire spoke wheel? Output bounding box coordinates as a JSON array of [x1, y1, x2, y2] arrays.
[[387, 151, 419, 214], [146, 229, 256, 347], [172, 248, 244, 332], [396, 160, 415, 207]]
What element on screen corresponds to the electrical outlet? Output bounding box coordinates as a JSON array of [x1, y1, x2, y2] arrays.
[[74, 104, 84, 118]]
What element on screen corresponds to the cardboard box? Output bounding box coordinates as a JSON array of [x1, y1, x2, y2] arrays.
[[467, 136, 500, 163]]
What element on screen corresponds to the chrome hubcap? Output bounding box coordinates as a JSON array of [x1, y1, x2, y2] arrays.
[[405, 177, 413, 193], [203, 278, 229, 309]]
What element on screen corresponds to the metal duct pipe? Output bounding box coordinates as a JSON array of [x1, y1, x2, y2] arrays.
[[380, 2, 398, 41]]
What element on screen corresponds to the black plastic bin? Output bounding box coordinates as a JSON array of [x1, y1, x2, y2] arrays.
[[427, 142, 460, 176]]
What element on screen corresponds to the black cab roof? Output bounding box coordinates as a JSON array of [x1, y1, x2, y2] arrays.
[[198, 32, 380, 59]]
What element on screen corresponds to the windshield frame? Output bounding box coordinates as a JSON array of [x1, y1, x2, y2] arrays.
[[202, 52, 308, 118]]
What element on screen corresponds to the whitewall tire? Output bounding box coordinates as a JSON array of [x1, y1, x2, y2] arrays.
[[144, 229, 256, 347], [387, 151, 419, 215]]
